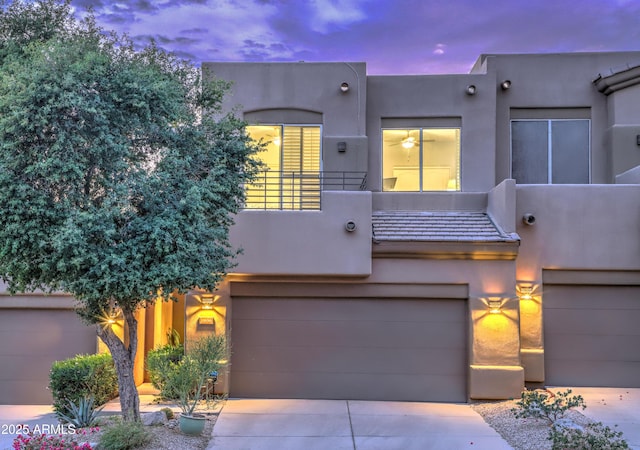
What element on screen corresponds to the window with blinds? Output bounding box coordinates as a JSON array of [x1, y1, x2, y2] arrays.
[[246, 125, 322, 209]]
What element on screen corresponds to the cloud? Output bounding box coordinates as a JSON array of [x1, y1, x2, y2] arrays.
[[308, 0, 369, 33], [71, 0, 640, 74], [433, 44, 446, 56]]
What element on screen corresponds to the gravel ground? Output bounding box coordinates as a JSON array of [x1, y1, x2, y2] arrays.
[[73, 409, 219, 450], [471, 398, 594, 450]]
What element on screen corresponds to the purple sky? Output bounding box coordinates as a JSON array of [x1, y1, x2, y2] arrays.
[[71, 0, 640, 75]]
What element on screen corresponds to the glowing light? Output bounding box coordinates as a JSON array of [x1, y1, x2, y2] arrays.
[[518, 285, 534, 301], [402, 137, 416, 149], [488, 299, 502, 314], [97, 308, 122, 330], [194, 293, 219, 310]]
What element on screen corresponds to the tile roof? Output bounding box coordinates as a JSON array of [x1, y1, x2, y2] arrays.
[[372, 211, 519, 243]]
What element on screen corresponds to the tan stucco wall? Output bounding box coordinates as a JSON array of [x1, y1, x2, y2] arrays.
[[366, 73, 498, 192], [229, 191, 372, 276], [515, 184, 640, 382]]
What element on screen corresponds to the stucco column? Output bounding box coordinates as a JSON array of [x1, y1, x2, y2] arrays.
[[468, 263, 524, 399]]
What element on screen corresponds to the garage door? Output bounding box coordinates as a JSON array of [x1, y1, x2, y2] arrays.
[[230, 297, 467, 402], [0, 310, 96, 404], [544, 285, 640, 387]]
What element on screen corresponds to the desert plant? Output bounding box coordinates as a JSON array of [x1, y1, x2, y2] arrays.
[[49, 354, 119, 417], [550, 421, 629, 449], [167, 334, 228, 417], [512, 389, 586, 425], [160, 407, 175, 420], [98, 421, 151, 450], [145, 344, 184, 399], [167, 328, 181, 347], [56, 396, 104, 428], [12, 432, 93, 450]]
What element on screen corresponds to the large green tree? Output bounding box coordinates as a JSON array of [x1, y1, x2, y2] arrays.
[[0, 0, 259, 421]]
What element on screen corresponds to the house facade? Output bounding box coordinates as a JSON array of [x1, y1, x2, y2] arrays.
[[190, 52, 640, 402], [2, 51, 640, 404]]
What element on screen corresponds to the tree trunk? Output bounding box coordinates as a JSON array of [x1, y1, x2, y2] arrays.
[[96, 307, 140, 422]]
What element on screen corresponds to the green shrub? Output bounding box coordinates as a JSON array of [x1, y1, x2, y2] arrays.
[[98, 421, 151, 450], [50, 353, 119, 417], [550, 422, 629, 449], [511, 389, 586, 425], [146, 344, 184, 399]]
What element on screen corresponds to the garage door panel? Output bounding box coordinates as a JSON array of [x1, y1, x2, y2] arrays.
[[0, 381, 53, 406], [544, 360, 640, 387], [0, 355, 61, 380], [233, 298, 465, 322], [544, 286, 640, 310], [544, 309, 640, 336], [232, 345, 465, 376], [232, 319, 466, 349], [544, 284, 640, 387], [231, 371, 466, 402], [231, 297, 467, 402], [0, 310, 96, 404], [545, 334, 640, 361]]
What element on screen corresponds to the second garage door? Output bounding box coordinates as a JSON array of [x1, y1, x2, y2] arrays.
[[230, 297, 467, 402], [0, 309, 96, 404], [544, 285, 640, 387]]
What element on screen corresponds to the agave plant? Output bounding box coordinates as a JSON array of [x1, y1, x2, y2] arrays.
[[56, 395, 104, 428]]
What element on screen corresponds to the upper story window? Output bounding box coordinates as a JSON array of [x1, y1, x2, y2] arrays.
[[511, 119, 590, 184], [245, 124, 322, 209], [382, 128, 460, 191]]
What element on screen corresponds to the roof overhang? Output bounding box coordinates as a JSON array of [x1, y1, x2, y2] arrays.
[[594, 63, 640, 95], [372, 240, 520, 260]]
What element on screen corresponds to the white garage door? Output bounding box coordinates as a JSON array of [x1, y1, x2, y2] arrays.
[[230, 297, 467, 402], [544, 285, 640, 387], [0, 309, 96, 404]]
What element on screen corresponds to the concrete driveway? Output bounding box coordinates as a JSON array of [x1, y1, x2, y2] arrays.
[[206, 399, 512, 450], [551, 387, 640, 450]]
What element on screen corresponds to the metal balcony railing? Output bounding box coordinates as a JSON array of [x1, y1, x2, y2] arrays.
[[244, 170, 367, 210]]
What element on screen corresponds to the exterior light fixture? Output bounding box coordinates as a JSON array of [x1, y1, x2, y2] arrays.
[[500, 80, 512, 90], [98, 308, 122, 329], [488, 299, 502, 314], [345, 220, 357, 232], [522, 213, 536, 226], [340, 82, 350, 92], [518, 286, 533, 301], [195, 293, 219, 310], [465, 85, 477, 95]]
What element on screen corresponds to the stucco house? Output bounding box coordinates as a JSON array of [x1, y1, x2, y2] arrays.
[[2, 51, 640, 404]]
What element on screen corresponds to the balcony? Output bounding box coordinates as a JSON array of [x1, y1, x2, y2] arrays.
[[244, 170, 368, 210]]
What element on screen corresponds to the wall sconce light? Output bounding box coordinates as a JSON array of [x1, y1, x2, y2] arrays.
[[340, 82, 350, 92], [500, 80, 512, 90], [98, 308, 122, 329], [195, 293, 219, 310], [465, 85, 477, 95], [488, 299, 502, 314], [518, 285, 534, 301], [337, 141, 347, 153]]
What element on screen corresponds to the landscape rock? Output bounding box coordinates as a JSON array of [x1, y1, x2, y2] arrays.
[[142, 411, 168, 426]]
